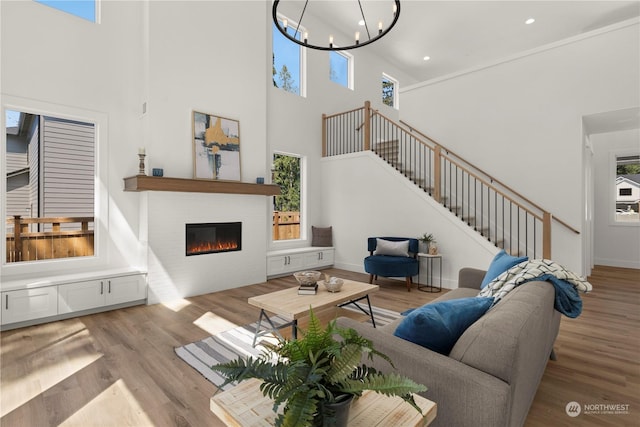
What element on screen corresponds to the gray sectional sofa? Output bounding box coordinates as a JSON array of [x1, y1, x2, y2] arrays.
[[336, 267, 561, 427]]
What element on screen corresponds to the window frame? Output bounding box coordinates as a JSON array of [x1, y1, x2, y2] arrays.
[[382, 73, 399, 109], [271, 151, 306, 244], [1, 96, 109, 274], [330, 50, 354, 90], [610, 150, 640, 226], [272, 14, 307, 98]]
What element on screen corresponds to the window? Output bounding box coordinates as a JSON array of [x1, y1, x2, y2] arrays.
[[35, 0, 96, 22], [330, 51, 353, 89], [272, 17, 306, 96], [614, 154, 640, 223], [382, 73, 398, 108], [5, 110, 96, 263], [272, 153, 301, 241]]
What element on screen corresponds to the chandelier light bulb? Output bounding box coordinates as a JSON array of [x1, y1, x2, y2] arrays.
[[355, 31, 360, 43]]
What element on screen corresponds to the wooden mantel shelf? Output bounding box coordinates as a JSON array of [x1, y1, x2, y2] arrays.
[[123, 175, 281, 196]]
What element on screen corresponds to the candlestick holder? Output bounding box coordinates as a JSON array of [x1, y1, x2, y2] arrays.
[[138, 153, 146, 175]]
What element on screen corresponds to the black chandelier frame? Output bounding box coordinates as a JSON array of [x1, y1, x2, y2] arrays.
[[272, 0, 401, 52]]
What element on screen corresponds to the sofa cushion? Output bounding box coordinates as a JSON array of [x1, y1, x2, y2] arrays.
[[373, 238, 410, 257], [481, 250, 528, 289], [393, 297, 494, 355]]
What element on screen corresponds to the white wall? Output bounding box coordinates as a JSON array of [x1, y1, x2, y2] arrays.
[[1, 0, 145, 280], [267, 10, 417, 252], [1, 1, 274, 301], [399, 20, 640, 274], [591, 129, 640, 269], [321, 152, 498, 288]]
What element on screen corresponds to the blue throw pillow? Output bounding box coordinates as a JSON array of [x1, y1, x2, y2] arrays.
[[393, 297, 494, 355], [480, 250, 528, 289]]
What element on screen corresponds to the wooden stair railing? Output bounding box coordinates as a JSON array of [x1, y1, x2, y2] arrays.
[[322, 101, 580, 259]]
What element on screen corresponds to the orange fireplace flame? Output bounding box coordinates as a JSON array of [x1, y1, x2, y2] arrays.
[[187, 239, 239, 255]]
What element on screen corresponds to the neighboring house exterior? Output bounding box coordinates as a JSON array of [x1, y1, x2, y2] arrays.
[[5, 113, 95, 232], [615, 175, 640, 212]]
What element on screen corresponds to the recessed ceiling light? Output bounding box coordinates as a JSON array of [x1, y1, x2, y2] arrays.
[[525, 18, 535, 25], [423, 56, 430, 61], [358, 19, 365, 26]]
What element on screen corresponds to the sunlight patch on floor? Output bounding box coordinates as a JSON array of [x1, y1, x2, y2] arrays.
[[161, 298, 191, 312], [58, 379, 153, 426], [0, 327, 101, 417], [193, 311, 239, 335]]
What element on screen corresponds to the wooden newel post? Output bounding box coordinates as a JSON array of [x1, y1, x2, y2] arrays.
[[322, 113, 327, 158], [13, 215, 22, 261], [433, 146, 442, 203], [543, 212, 552, 260], [363, 101, 371, 152]]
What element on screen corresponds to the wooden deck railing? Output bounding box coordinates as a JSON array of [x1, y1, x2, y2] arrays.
[[273, 211, 300, 241], [6, 216, 94, 262], [322, 101, 580, 259]]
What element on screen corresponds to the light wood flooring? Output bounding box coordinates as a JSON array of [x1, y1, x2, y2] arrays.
[[1, 266, 638, 426]]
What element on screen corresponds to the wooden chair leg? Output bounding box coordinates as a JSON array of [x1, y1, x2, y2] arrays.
[[369, 274, 374, 284], [405, 276, 412, 292]]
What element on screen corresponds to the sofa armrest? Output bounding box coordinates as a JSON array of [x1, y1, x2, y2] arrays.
[[458, 268, 486, 290], [337, 317, 509, 427]]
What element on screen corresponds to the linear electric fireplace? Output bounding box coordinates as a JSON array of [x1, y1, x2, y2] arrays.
[[185, 222, 241, 256]]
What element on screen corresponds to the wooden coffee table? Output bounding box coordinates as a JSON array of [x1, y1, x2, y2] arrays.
[[210, 378, 437, 427], [248, 279, 379, 345]]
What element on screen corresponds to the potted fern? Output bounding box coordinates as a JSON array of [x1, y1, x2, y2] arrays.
[[211, 308, 427, 427]]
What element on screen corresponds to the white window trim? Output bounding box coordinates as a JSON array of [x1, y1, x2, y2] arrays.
[[609, 149, 640, 227], [1, 96, 110, 276], [382, 73, 399, 109]]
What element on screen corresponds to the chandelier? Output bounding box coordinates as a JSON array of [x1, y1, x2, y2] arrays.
[[272, 0, 401, 51]]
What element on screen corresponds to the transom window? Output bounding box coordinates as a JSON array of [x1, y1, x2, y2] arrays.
[[35, 0, 97, 22], [272, 17, 306, 97], [382, 73, 399, 109], [330, 51, 353, 90]]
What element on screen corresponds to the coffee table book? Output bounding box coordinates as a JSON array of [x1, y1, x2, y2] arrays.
[[298, 284, 318, 295]]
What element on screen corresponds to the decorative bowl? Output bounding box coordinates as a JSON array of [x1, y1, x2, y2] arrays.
[[293, 271, 322, 286], [323, 277, 344, 293]]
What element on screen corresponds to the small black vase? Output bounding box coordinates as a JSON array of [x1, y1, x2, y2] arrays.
[[313, 395, 354, 427]]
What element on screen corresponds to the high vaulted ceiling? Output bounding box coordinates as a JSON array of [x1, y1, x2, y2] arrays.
[[281, 1, 640, 83]]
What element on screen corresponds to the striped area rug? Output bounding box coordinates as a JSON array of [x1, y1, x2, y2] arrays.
[[174, 305, 400, 390]]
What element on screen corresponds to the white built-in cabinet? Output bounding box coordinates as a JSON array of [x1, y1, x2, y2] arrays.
[[1, 271, 146, 330], [267, 247, 335, 277], [58, 275, 147, 314], [1, 287, 59, 325]]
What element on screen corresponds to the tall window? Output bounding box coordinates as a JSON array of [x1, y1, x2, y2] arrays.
[[382, 73, 398, 108], [272, 17, 305, 96], [330, 51, 353, 89], [35, 0, 96, 22], [615, 154, 640, 223], [5, 110, 96, 263], [272, 153, 301, 241]]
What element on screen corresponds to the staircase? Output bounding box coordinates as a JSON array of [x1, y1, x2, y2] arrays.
[[322, 101, 579, 259]]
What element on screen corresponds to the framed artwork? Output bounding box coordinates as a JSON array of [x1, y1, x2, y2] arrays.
[[192, 111, 241, 181]]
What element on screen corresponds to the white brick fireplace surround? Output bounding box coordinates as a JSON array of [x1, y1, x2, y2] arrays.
[[143, 191, 270, 305]]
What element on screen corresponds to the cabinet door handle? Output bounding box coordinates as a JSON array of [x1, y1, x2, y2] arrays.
[[101, 281, 104, 295], [5, 294, 8, 310], [108, 280, 111, 293]]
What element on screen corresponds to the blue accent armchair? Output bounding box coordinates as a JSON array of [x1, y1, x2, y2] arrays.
[[364, 237, 419, 291]]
